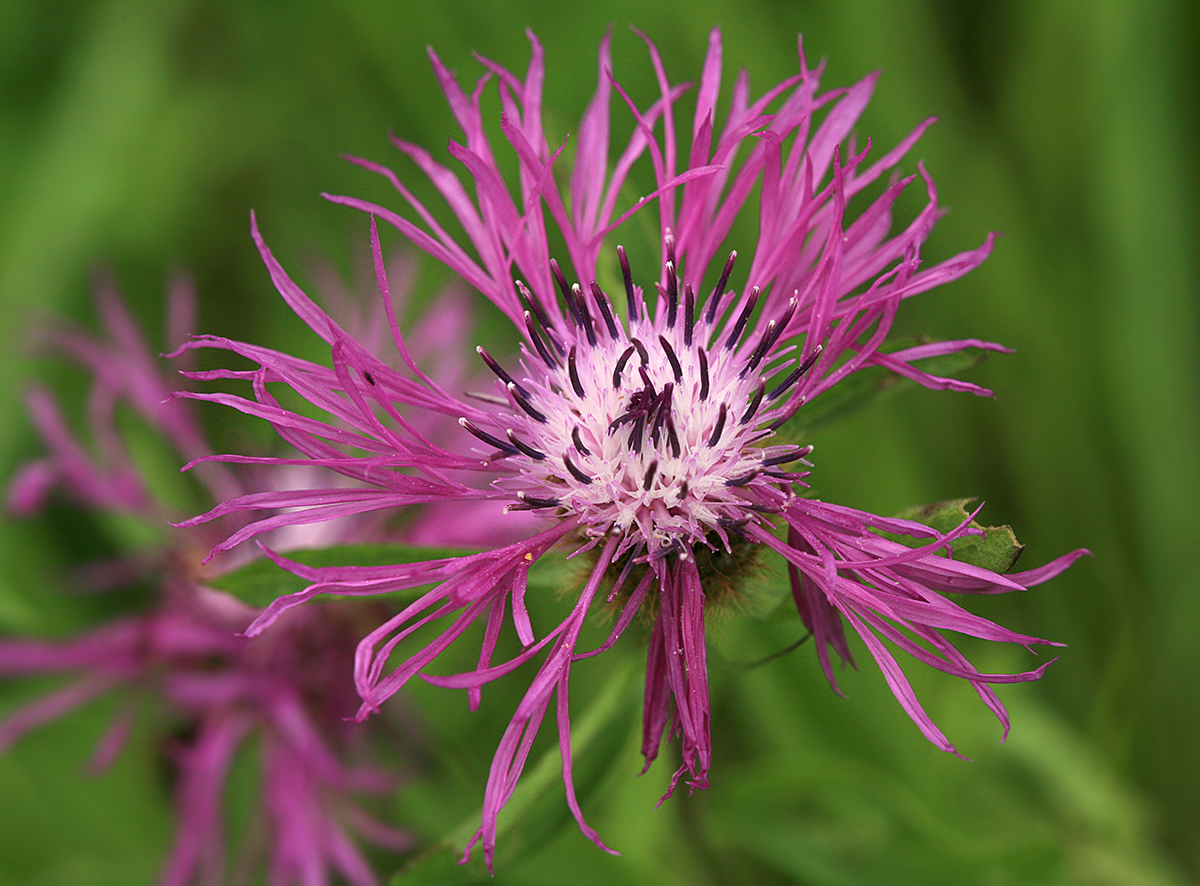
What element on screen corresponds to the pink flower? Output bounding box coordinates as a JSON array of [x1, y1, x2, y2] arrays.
[[3, 276, 419, 885], [179, 29, 1086, 869]]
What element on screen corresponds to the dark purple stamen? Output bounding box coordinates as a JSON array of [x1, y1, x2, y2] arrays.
[[724, 287, 760, 350], [558, 271, 584, 328], [766, 343, 823, 402], [563, 451, 593, 485], [741, 321, 776, 379], [612, 345, 636, 388], [707, 403, 728, 446], [631, 338, 650, 365], [742, 298, 797, 378], [525, 311, 558, 367], [761, 446, 812, 467], [518, 492, 562, 509], [549, 259, 573, 305], [665, 261, 679, 328], [568, 347, 586, 397], [628, 415, 646, 452], [572, 426, 591, 455], [764, 468, 807, 481], [609, 409, 641, 433], [460, 418, 520, 455], [677, 480, 689, 502], [643, 459, 658, 490], [705, 250, 738, 324], [684, 284, 695, 347], [509, 383, 548, 423], [649, 383, 675, 444], [517, 280, 565, 357], [665, 415, 681, 458], [743, 304, 794, 377], [658, 335, 683, 381], [477, 346, 526, 396], [506, 429, 547, 460], [516, 279, 557, 332], [698, 348, 710, 401], [568, 283, 597, 346], [739, 379, 767, 424], [610, 380, 672, 453], [725, 470, 760, 487], [617, 245, 638, 322], [589, 282, 619, 338]]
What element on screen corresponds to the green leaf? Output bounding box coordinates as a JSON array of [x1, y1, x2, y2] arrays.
[[893, 498, 1024, 574], [207, 543, 586, 610]]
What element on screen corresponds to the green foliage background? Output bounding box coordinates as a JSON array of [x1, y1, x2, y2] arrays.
[[1, 0, 1197, 883]]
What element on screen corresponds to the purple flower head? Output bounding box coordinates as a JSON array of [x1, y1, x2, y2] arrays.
[[179, 29, 1087, 869], [2, 276, 427, 885]]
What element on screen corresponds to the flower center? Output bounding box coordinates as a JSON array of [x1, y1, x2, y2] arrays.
[[460, 246, 819, 560]]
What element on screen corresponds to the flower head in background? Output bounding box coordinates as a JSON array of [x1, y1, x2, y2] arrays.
[[179, 29, 1087, 868], [2, 275, 423, 885]]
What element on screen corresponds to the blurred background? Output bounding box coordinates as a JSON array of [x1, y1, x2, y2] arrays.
[[1, 0, 1197, 883]]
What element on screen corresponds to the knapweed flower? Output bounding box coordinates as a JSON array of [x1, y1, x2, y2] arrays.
[[2, 276, 421, 885], [179, 29, 1087, 867]]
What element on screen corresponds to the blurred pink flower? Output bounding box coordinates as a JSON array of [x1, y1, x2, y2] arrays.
[[1, 274, 433, 885]]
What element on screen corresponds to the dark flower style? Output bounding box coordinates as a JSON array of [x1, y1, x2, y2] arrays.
[[178, 29, 1086, 867], [2, 276, 424, 885]]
